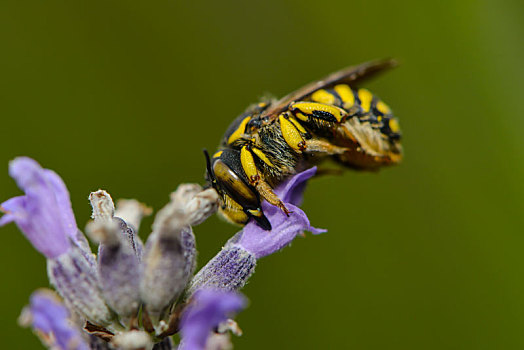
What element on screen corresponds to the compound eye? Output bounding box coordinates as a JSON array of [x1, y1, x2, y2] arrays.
[[212, 159, 259, 208]]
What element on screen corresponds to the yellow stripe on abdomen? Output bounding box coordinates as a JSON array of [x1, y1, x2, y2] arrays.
[[357, 88, 373, 112], [311, 89, 337, 105], [376, 100, 392, 115], [334, 84, 355, 108]]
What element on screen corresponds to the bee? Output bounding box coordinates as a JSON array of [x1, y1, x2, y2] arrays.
[[205, 59, 402, 230]]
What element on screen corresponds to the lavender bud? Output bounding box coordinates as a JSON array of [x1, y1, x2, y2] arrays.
[[47, 244, 114, 327], [88, 190, 142, 320], [184, 188, 219, 226], [182, 223, 198, 279], [141, 224, 195, 321], [116, 216, 144, 260], [187, 245, 256, 295], [111, 330, 153, 350], [170, 183, 202, 204], [90, 189, 115, 221], [96, 194, 145, 260], [140, 189, 196, 321], [170, 184, 219, 226], [115, 198, 152, 233]]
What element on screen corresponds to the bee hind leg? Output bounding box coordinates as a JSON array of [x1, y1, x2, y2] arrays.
[[304, 138, 349, 155]]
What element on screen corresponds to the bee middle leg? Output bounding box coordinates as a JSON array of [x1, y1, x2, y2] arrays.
[[279, 112, 350, 156]]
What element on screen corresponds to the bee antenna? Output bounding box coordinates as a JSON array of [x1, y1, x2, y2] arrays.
[[203, 149, 216, 182]]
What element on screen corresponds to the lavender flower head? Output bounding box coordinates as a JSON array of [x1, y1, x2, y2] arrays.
[[1, 157, 326, 349]]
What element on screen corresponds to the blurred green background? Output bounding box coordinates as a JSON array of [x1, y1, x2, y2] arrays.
[[1, 0, 524, 349]]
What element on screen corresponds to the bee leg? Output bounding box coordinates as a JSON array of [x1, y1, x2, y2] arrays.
[[279, 113, 308, 153], [255, 179, 291, 216], [304, 138, 349, 155], [290, 101, 348, 124], [280, 111, 351, 157], [240, 145, 291, 216]]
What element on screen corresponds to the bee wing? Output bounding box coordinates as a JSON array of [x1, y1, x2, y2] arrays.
[[264, 58, 398, 118]]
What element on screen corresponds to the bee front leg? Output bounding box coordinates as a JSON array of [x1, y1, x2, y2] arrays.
[[240, 145, 291, 216], [253, 176, 292, 216]]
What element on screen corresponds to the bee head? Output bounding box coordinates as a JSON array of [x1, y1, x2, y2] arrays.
[[203, 149, 271, 230]]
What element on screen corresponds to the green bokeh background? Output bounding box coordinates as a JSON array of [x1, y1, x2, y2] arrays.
[[1, 0, 524, 349]]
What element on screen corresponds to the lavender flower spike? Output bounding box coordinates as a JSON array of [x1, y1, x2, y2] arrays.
[[0, 157, 78, 258], [179, 289, 245, 350], [188, 167, 325, 294], [19, 289, 89, 350]]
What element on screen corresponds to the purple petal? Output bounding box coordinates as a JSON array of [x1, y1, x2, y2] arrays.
[[0, 157, 77, 258], [0, 196, 26, 226], [180, 289, 245, 350], [42, 169, 78, 239], [237, 204, 326, 258], [238, 167, 326, 258], [24, 289, 89, 350], [275, 166, 317, 206]]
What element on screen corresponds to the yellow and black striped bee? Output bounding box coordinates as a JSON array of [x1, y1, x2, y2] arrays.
[[205, 59, 402, 230]]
